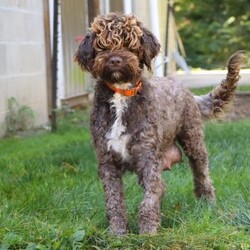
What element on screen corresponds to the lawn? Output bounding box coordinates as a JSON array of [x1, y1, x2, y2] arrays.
[[191, 84, 250, 95], [0, 110, 250, 249]]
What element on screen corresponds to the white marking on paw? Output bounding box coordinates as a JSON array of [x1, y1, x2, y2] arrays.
[[106, 93, 131, 161]]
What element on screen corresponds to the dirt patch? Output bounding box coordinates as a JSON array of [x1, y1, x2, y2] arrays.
[[226, 92, 250, 120]]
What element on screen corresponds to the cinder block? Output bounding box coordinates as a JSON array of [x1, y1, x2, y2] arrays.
[[0, 78, 8, 113], [0, 10, 13, 41], [11, 11, 27, 42], [0, 0, 12, 8], [0, 44, 7, 75], [0, 0, 48, 137], [24, 14, 44, 41], [11, 0, 28, 9], [0, 110, 7, 137]]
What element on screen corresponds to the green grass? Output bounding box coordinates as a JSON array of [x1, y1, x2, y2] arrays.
[[191, 85, 250, 95], [0, 111, 250, 249]]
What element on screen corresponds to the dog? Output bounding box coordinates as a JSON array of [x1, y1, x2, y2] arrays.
[[75, 12, 243, 235]]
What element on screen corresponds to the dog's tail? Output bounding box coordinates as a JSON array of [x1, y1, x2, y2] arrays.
[[195, 51, 245, 120]]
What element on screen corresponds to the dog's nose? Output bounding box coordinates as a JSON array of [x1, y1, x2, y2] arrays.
[[109, 56, 122, 66]]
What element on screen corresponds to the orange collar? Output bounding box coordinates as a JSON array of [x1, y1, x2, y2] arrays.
[[106, 81, 142, 97]]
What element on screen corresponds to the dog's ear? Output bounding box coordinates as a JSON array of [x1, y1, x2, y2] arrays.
[[140, 28, 161, 70], [74, 32, 96, 72]]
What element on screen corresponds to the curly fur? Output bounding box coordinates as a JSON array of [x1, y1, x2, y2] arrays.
[[91, 13, 143, 52], [75, 13, 243, 235], [196, 51, 244, 120]]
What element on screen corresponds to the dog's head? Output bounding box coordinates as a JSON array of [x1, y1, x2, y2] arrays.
[[74, 13, 160, 83]]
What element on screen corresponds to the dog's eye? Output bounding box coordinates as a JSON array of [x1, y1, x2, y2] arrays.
[[98, 48, 108, 53]]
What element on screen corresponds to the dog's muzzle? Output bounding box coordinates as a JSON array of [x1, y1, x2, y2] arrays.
[[108, 56, 123, 67]]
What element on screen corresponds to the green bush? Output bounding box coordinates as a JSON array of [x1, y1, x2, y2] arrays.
[[174, 0, 250, 69], [5, 97, 36, 135]]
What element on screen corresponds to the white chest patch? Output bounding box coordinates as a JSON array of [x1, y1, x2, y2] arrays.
[[106, 93, 131, 161]]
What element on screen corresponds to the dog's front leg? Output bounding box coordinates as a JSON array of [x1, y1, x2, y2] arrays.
[[136, 157, 165, 234], [98, 164, 127, 236]]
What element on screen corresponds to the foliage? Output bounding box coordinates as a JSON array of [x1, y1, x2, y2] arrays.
[[5, 97, 36, 135], [174, 0, 250, 69], [0, 110, 250, 249]]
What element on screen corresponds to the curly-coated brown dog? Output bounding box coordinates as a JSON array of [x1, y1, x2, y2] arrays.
[[75, 13, 243, 235]]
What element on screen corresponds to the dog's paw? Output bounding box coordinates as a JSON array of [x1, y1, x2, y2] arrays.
[[195, 184, 216, 202], [109, 227, 128, 236]]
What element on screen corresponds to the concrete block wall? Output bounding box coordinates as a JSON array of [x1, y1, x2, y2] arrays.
[[0, 0, 48, 137]]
